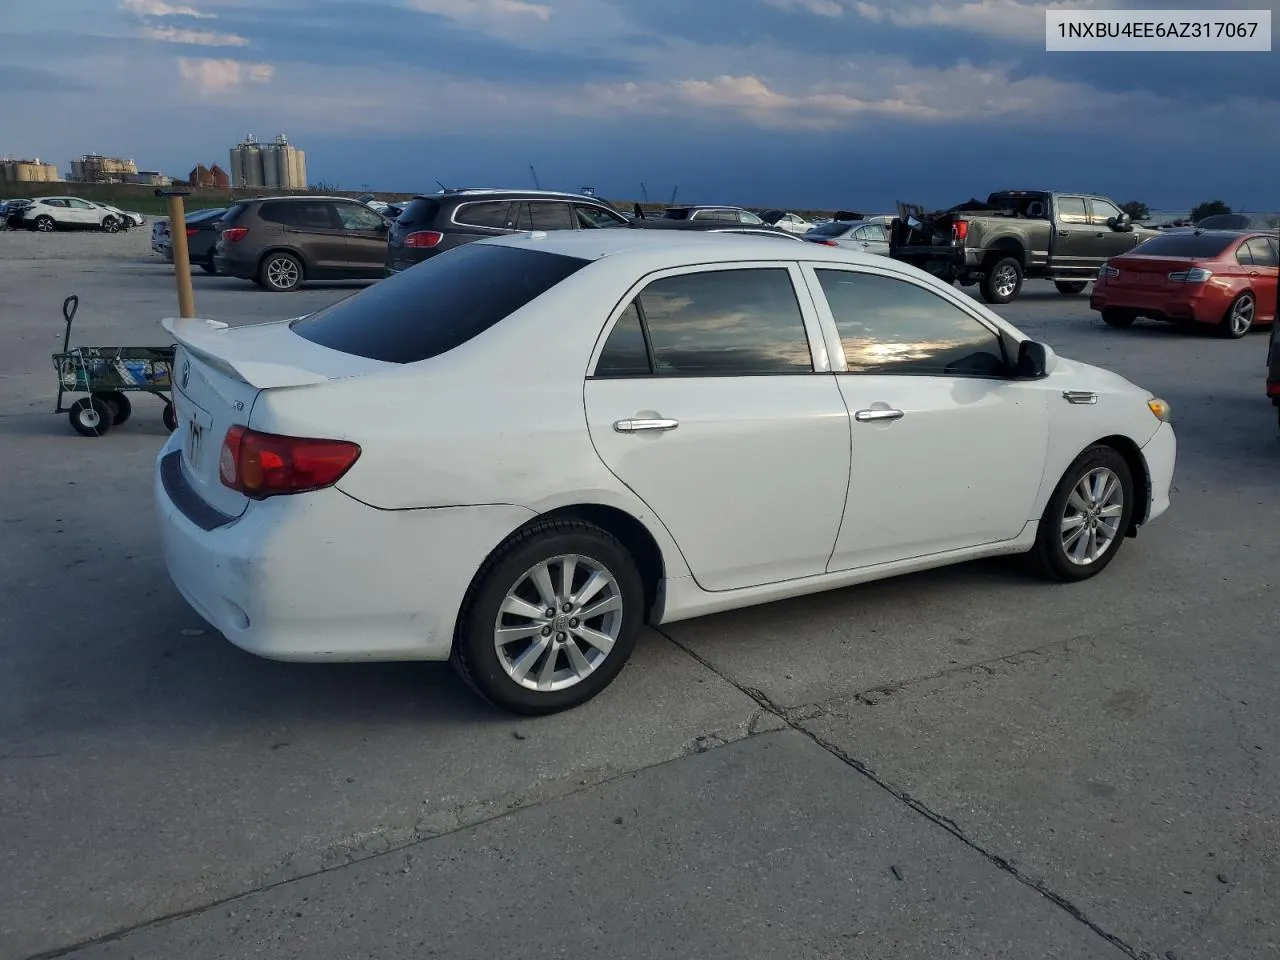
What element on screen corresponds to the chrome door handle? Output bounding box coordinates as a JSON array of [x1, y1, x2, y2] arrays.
[[614, 418, 679, 433], [854, 408, 904, 423]]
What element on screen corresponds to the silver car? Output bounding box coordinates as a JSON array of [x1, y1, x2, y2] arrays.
[[804, 217, 892, 256]]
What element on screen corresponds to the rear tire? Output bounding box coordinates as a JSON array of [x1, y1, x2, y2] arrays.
[[451, 518, 644, 715], [69, 398, 113, 437], [162, 402, 178, 432], [260, 252, 303, 292], [980, 256, 1023, 305], [1219, 292, 1254, 339], [1055, 280, 1089, 295], [1101, 308, 1136, 329], [1026, 445, 1134, 583], [33, 216, 55, 233]]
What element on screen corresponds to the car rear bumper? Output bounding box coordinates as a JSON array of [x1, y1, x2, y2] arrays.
[[1140, 421, 1176, 525], [213, 253, 255, 279], [154, 435, 533, 663], [1090, 286, 1221, 324]]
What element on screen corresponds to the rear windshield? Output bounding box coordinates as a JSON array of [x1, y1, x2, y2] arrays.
[[809, 221, 851, 237], [1133, 233, 1236, 258], [1194, 214, 1253, 230], [290, 244, 590, 363], [397, 197, 442, 228], [219, 201, 251, 225]]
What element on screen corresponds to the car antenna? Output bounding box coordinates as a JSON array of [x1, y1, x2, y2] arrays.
[[435, 179, 450, 192], [529, 165, 542, 190]]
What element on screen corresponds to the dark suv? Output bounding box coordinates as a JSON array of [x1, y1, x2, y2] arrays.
[[385, 189, 628, 275], [213, 195, 390, 292]]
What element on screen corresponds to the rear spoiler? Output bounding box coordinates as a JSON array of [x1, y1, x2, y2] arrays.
[[161, 316, 330, 388]]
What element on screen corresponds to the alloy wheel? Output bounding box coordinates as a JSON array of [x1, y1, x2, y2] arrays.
[[266, 257, 300, 289], [993, 264, 1018, 299], [493, 554, 623, 692], [1061, 467, 1124, 565], [1230, 295, 1254, 337]]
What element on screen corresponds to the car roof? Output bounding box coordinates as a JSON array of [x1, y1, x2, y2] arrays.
[[479, 228, 893, 266], [238, 195, 364, 204], [413, 188, 611, 203]]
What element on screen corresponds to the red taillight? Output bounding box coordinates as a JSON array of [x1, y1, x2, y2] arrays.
[[811, 239, 838, 246], [222, 226, 248, 243], [185, 227, 199, 237], [219, 426, 361, 499], [1267, 381, 1280, 398], [952, 220, 969, 242], [403, 230, 443, 249]]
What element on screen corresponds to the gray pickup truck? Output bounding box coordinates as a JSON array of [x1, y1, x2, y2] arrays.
[[889, 190, 1160, 304]]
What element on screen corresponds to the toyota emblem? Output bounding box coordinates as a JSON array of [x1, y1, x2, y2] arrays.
[[180, 358, 190, 390]]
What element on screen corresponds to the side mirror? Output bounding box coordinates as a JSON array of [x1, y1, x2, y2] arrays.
[[1013, 339, 1055, 379]]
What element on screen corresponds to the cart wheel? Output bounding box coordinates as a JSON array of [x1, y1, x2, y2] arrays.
[[162, 401, 178, 432], [69, 398, 113, 437], [101, 391, 132, 426]]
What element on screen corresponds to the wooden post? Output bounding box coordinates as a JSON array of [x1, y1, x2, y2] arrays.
[[157, 189, 195, 318]]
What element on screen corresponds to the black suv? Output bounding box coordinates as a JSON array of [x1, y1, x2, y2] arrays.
[[213, 195, 390, 292], [385, 189, 629, 274]]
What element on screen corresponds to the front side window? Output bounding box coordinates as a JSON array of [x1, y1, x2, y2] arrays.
[[595, 268, 812, 377], [336, 203, 386, 231], [575, 204, 627, 228], [68, 199, 93, 209], [815, 269, 1007, 377], [1056, 197, 1088, 223], [738, 210, 765, 225], [1090, 198, 1122, 224]]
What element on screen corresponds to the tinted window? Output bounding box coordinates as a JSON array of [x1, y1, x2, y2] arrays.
[[455, 201, 512, 229], [1057, 197, 1088, 223], [1196, 214, 1253, 230], [186, 208, 225, 224], [291, 245, 589, 363], [1132, 233, 1236, 258], [595, 304, 651, 376], [295, 202, 337, 230], [689, 209, 736, 222], [1236, 242, 1254, 266], [258, 202, 296, 227], [220, 201, 251, 225], [398, 197, 441, 228], [336, 203, 385, 231], [809, 221, 853, 237], [44, 199, 68, 208], [1245, 238, 1278, 267], [635, 269, 812, 376], [1090, 198, 1122, 224], [528, 202, 575, 231], [816, 269, 1007, 377], [575, 204, 626, 228]]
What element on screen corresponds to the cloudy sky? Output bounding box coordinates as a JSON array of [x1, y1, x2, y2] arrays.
[[4, 0, 1278, 211]]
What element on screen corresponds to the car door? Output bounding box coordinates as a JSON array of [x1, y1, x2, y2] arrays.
[[1243, 237, 1279, 322], [803, 263, 1050, 571], [1089, 197, 1146, 263], [64, 198, 99, 226], [851, 222, 891, 256], [333, 200, 390, 277], [285, 201, 349, 276], [583, 263, 851, 592], [1050, 195, 1093, 271]]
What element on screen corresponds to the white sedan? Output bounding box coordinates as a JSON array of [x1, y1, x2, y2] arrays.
[[155, 231, 1176, 715]]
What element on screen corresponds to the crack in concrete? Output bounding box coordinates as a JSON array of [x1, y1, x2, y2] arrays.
[[657, 626, 1146, 960]]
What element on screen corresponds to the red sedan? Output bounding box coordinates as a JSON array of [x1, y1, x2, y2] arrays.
[[1090, 230, 1278, 339]]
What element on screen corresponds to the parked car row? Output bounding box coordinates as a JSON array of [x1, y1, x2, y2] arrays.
[[2, 196, 145, 232]]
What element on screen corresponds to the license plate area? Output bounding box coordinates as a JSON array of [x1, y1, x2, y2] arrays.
[[178, 391, 214, 474]]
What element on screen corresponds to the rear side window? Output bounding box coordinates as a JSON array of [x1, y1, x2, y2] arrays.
[[291, 244, 589, 363], [454, 201, 512, 229], [1133, 233, 1236, 258], [292, 202, 337, 230], [1056, 197, 1088, 223], [528, 202, 575, 231], [1244, 237, 1278, 267], [594, 268, 812, 377], [397, 197, 441, 228], [258, 201, 295, 226]]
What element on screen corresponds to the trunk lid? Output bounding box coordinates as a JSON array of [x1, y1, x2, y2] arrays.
[[162, 316, 394, 518], [1109, 256, 1198, 288]]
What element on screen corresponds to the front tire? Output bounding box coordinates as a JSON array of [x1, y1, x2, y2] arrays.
[[1055, 280, 1089, 296], [260, 253, 303, 292], [981, 256, 1023, 305], [1027, 445, 1134, 583], [451, 519, 644, 715], [68, 397, 113, 437], [101, 216, 120, 234], [1219, 292, 1254, 339]]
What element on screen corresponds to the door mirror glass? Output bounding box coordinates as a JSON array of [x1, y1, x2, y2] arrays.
[[1013, 339, 1054, 379]]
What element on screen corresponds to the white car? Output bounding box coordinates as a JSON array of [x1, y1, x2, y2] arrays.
[[23, 196, 131, 233], [771, 212, 817, 234], [155, 231, 1176, 715]]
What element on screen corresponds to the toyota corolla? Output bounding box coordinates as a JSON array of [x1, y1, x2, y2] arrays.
[[156, 231, 1176, 715]]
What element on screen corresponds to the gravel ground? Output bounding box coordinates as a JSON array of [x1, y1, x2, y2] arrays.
[[0, 225, 154, 261]]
